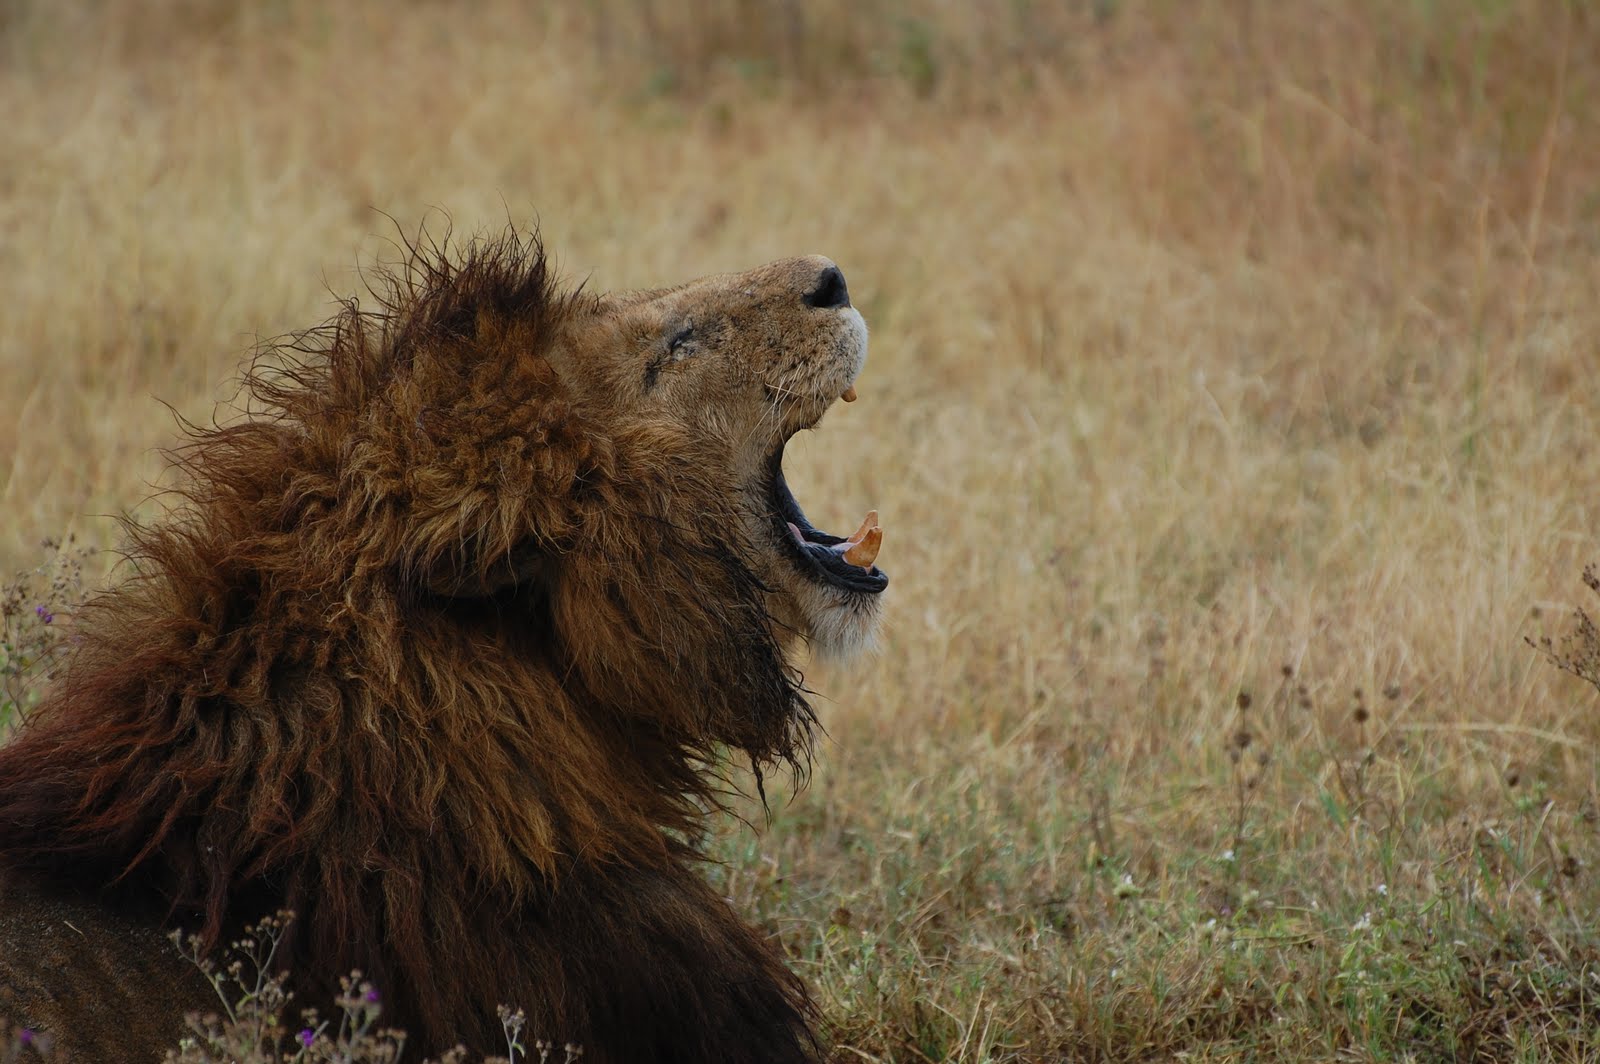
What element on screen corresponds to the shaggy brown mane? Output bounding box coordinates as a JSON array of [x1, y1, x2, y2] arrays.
[[0, 227, 823, 1060]]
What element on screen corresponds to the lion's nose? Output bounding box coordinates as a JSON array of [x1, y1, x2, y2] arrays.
[[803, 265, 851, 309]]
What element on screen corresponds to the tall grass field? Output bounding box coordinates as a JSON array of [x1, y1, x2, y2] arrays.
[[4, 2, 1600, 1059]]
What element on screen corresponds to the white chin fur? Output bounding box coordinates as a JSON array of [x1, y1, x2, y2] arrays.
[[840, 309, 869, 379], [793, 579, 883, 662]]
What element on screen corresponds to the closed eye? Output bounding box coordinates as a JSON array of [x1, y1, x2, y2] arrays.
[[645, 323, 697, 389], [667, 325, 695, 355]]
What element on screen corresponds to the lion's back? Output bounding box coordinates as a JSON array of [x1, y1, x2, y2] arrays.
[[0, 872, 212, 1062]]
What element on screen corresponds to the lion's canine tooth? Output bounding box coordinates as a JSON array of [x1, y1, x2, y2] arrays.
[[846, 510, 878, 544], [841, 385, 858, 402], [843, 525, 882, 569]]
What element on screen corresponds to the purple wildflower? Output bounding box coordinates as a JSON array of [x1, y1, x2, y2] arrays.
[[18, 1029, 34, 1045], [33, 605, 53, 624], [298, 1028, 316, 1048], [363, 986, 381, 1004]]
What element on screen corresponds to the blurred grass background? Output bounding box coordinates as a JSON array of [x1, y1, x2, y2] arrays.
[[4, 1, 1600, 1059]]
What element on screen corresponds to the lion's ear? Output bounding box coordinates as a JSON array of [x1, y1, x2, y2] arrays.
[[381, 351, 613, 600], [417, 537, 548, 598], [394, 415, 611, 600]]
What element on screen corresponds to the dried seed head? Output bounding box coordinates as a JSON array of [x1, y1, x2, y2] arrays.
[[1232, 728, 1253, 750], [1353, 705, 1370, 725], [1236, 691, 1252, 711]]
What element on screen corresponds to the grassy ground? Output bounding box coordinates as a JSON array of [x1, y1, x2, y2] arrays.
[[5, 1, 1600, 1059]]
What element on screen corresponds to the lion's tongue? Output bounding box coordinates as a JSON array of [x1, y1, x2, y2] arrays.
[[840, 510, 881, 569]]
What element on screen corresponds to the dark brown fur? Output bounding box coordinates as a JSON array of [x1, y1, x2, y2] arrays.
[[0, 229, 853, 1062]]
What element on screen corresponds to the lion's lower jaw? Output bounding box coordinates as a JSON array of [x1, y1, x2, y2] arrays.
[[791, 581, 884, 662]]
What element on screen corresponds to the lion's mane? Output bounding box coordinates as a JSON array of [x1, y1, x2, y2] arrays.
[[0, 229, 820, 1061]]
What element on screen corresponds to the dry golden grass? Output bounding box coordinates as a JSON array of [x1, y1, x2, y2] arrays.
[[5, 1, 1600, 1059]]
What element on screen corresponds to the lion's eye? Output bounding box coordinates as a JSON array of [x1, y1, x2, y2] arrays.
[[667, 325, 696, 359], [644, 323, 698, 390]]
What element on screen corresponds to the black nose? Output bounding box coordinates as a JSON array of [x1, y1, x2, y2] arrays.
[[803, 265, 851, 309]]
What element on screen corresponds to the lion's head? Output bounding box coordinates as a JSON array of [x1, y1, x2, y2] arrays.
[[0, 227, 885, 1060], [554, 253, 886, 659]]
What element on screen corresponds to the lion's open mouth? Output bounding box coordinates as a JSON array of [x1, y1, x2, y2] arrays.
[[768, 447, 888, 594]]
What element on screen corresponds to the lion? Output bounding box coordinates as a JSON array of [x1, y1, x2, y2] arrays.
[[0, 227, 886, 1063]]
